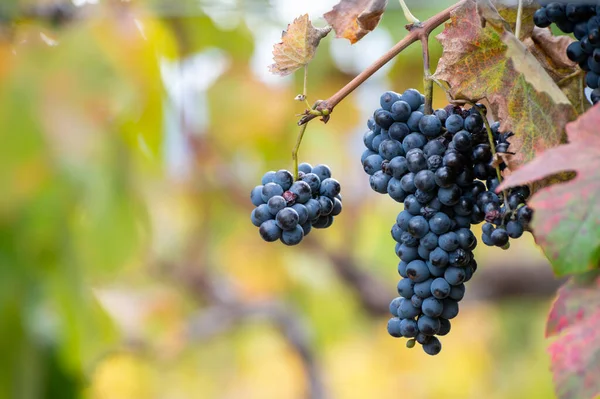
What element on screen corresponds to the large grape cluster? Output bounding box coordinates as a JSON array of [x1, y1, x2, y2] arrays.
[[361, 89, 532, 355], [533, 2, 600, 103], [250, 164, 342, 245]]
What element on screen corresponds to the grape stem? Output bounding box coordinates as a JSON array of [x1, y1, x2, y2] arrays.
[[292, 101, 320, 180], [399, 0, 420, 24], [473, 104, 510, 212], [298, 0, 467, 126]]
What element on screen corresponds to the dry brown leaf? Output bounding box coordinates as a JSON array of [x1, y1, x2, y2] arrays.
[[269, 14, 331, 76], [324, 0, 388, 44]]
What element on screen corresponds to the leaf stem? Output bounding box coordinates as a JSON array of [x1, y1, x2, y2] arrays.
[[298, 0, 467, 126], [303, 64, 308, 98], [399, 0, 420, 24], [420, 34, 433, 115], [515, 0, 523, 40]]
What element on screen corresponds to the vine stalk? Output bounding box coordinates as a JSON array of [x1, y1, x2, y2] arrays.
[[298, 0, 467, 126], [420, 34, 433, 115]]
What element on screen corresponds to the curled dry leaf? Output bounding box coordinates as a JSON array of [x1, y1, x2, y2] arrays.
[[434, 0, 577, 171], [269, 14, 331, 76], [324, 0, 388, 44], [499, 104, 600, 277]]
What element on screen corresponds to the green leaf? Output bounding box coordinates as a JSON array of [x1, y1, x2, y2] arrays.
[[499, 104, 600, 276], [434, 0, 577, 170]]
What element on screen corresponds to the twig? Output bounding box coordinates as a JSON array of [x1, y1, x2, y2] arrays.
[[292, 123, 309, 180], [298, 0, 467, 126]]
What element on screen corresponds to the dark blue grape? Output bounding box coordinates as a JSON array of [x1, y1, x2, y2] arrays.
[[401, 231, 419, 247], [391, 100, 412, 122], [408, 215, 429, 238], [387, 317, 403, 337], [414, 278, 433, 298], [379, 139, 404, 160], [374, 109, 395, 129], [437, 318, 451, 336], [434, 166, 456, 188], [331, 198, 342, 216], [320, 178, 341, 198], [414, 170, 436, 192], [268, 195, 287, 216], [404, 195, 422, 215], [262, 182, 284, 202], [276, 207, 299, 230], [439, 232, 460, 252], [422, 297, 443, 318], [402, 89, 423, 111], [387, 156, 409, 179], [398, 261, 408, 278], [452, 130, 472, 151], [298, 162, 313, 174], [423, 336, 442, 355], [370, 171, 391, 194], [420, 232, 439, 251], [417, 316, 440, 336], [252, 204, 272, 227], [301, 173, 321, 194], [406, 149, 427, 173], [431, 277, 451, 299], [429, 247, 449, 268], [456, 228, 476, 250], [251, 185, 264, 206], [419, 114, 442, 138], [424, 140, 446, 157], [399, 298, 421, 318], [398, 244, 419, 262], [304, 198, 321, 220], [388, 178, 407, 202], [312, 215, 334, 229], [463, 113, 483, 133], [427, 261, 445, 277], [444, 267, 466, 286], [449, 284, 465, 301], [261, 171, 276, 185], [435, 109, 448, 125], [399, 319, 418, 338], [402, 132, 427, 153], [507, 220, 524, 238], [389, 122, 410, 141], [274, 169, 294, 191], [317, 196, 334, 216], [441, 299, 459, 319], [491, 228, 509, 246], [311, 164, 331, 182], [406, 260, 430, 283], [429, 212, 452, 235], [533, 7, 551, 28], [289, 180, 312, 203], [301, 221, 312, 235], [427, 155, 443, 171], [363, 154, 384, 175], [280, 224, 304, 245], [400, 173, 416, 193], [449, 248, 470, 267], [411, 294, 423, 308], [389, 297, 401, 316], [380, 91, 401, 111], [445, 114, 464, 133], [291, 203, 308, 225], [259, 219, 282, 242], [397, 210, 412, 230], [438, 185, 461, 206], [418, 245, 431, 260]]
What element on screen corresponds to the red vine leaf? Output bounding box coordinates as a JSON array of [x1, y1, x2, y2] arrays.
[[269, 14, 331, 76], [547, 274, 600, 399], [434, 0, 576, 170], [499, 104, 600, 276], [324, 0, 387, 44]]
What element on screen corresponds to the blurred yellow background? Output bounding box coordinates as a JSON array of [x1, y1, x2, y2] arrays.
[[0, 1, 560, 398]]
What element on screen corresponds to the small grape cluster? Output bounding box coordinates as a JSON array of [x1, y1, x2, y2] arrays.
[[250, 164, 342, 245], [533, 2, 600, 103], [361, 89, 532, 355], [476, 124, 534, 248]]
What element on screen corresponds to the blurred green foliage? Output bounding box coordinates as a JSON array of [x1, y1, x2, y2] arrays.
[[0, 1, 557, 398]]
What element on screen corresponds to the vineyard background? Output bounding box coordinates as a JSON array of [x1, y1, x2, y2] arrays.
[[0, 0, 562, 398]]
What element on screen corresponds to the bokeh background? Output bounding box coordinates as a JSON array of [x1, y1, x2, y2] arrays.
[[0, 0, 562, 398]]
